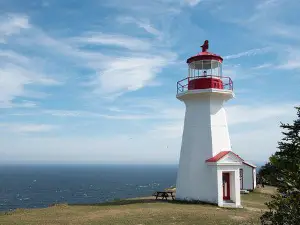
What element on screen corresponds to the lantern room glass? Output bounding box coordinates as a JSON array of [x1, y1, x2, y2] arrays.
[[188, 60, 222, 79]]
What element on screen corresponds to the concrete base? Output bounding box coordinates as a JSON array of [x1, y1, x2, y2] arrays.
[[221, 202, 243, 209]]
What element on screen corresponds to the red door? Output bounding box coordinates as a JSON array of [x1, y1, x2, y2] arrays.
[[222, 173, 230, 200]]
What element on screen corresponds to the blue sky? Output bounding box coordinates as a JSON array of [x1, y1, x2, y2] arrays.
[[0, 0, 299, 165]]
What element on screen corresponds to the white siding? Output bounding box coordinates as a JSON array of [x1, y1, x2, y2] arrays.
[[241, 163, 255, 190], [217, 165, 241, 207]]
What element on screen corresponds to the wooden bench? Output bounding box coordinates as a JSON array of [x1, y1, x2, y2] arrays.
[[152, 191, 175, 200]]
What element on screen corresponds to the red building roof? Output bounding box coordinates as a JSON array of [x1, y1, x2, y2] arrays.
[[205, 151, 244, 162]]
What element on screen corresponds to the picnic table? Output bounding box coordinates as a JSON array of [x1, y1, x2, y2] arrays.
[[152, 191, 175, 200]]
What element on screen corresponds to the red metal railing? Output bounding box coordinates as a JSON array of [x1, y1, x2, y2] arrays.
[[177, 75, 233, 94]]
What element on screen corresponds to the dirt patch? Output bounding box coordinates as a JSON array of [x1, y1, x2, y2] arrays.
[[230, 215, 246, 221], [244, 207, 263, 212], [255, 186, 277, 195]]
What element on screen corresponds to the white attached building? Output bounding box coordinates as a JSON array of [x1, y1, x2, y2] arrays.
[[240, 162, 257, 191]]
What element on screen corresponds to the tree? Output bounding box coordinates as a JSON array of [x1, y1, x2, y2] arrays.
[[258, 162, 278, 186], [261, 106, 300, 225]]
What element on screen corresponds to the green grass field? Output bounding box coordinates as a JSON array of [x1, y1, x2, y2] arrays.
[[0, 186, 275, 225]]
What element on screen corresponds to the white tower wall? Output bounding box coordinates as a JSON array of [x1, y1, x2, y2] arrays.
[[176, 91, 233, 202]]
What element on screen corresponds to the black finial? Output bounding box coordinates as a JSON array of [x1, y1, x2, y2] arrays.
[[201, 40, 209, 52]]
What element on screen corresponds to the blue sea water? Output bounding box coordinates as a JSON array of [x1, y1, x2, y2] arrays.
[[0, 164, 177, 212]]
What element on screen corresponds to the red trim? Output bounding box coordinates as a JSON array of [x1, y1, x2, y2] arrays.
[[187, 51, 223, 64], [177, 75, 233, 94], [222, 173, 230, 200], [243, 161, 256, 168], [205, 151, 244, 162], [188, 77, 224, 90], [206, 151, 230, 162]]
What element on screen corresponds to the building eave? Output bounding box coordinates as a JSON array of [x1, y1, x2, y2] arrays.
[[243, 161, 257, 168], [176, 89, 234, 101], [206, 162, 243, 166], [205, 151, 244, 163]]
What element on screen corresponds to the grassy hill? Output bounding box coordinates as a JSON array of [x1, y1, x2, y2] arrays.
[[0, 186, 275, 225]]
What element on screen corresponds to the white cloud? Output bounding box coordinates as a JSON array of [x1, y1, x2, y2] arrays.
[[22, 100, 292, 129], [1, 100, 37, 109], [105, 0, 182, 18], [224, 47, 271, 60], [222, 66, 239, 80], [10, 99, 184, 120], [252, 63, 273, 70], [2, 0, 298, 165], [0, 50, 62, 108], [72, 32, 152, 51], [184, 0, 202, 7], [136, 21, 163, 38], [226, 103, 294, 125], [42, 1, 50, 7], [149, 121, 183, 139], [231, 126, 281, 164], [0, 50, 30, 65], [0, 14, 30, 43], [1, 15, 175, 98], [2, 102, 297, 163], [0, 134, 181, 164], [117, 16, 163, 39], [277, 60, 300, 70], [42, 109, 153, 120], [0, 123, 58, 133], [0, 15, 69, 109], [256, 0, 281, 10], [91, 54, 176, 95], [275, 47, 300, 70]]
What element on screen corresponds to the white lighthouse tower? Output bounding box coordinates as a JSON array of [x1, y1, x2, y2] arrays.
[[175, 40, 243, 208]]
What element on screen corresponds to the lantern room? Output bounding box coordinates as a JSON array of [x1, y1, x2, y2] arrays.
[[187, 52, 222, 78], [177, 40, 233, 94]]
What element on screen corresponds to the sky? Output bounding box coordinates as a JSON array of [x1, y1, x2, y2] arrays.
[[0, 0, 299, 165]]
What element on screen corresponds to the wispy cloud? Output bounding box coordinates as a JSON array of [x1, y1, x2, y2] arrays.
[[91, 54, 176, 95], [274, 47, 300, 70], [117, 16, 163, 39], [256, 0, 281, 10], [0, 49, 62, 108], [0, 13, 69, 108], [1, 100, 37, 109], [184, 0, 202, 7], [226, 103, 295, 125], [1, 0, 299, 164], [252, 63, 273, 70], [0, 12, 177, 102], [71, 32, 152, 51], [0, 14, 30, 43], [277, 61, 300, 70], [224, 47, 271, 60], [149, 121, 183, 138], [10, 101, 184, 121], [0, 123, 58, 133]]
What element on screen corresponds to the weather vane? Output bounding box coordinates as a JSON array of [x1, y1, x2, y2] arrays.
[[201, 40, 209, 52]]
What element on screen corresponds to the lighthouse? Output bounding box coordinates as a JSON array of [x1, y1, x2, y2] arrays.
[[175, 40, 243, 208]]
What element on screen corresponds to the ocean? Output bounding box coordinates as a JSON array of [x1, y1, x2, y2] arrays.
[[0, 164, 177, 212]]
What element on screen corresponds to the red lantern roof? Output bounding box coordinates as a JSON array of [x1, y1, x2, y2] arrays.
[[187, 51, 223, 64], [187, 40, 223, 64]]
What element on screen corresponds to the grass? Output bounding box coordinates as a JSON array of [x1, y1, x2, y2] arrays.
[[0, 186, 276, 225]]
